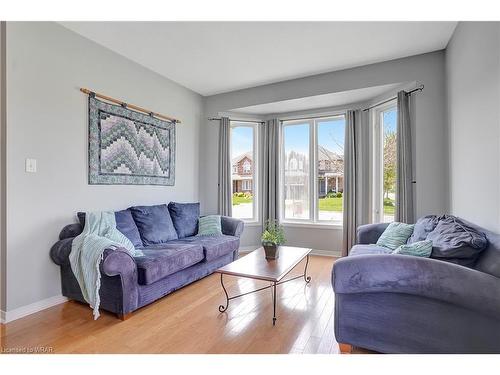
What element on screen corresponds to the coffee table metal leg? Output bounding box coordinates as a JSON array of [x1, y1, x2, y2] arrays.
[[218, 274, 275, 313], [218, 252, 310, 324], [218, 273, 229, 312], [303, 254, 312, 283], [272, 282, 277, 325]]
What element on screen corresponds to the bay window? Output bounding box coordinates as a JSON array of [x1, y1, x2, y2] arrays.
[[372, 101, 397, 223], [281, 115, 346, 225], [230, 121, 259, 222]]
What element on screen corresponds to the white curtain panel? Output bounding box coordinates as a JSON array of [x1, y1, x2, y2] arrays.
[[395, 91, 415, 223], [217, 117, 232, 216]]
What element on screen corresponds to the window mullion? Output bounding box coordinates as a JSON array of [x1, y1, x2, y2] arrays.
[[253, 123, 259, 223], [308, 120, 314, 222], [310, 120, 316, 223]]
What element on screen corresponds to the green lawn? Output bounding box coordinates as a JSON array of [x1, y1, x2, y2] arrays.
[[384, 198, 395, 215], [318, 197, 343, 212], [232, 196, 253, 206], [318, 197, 395, 214]]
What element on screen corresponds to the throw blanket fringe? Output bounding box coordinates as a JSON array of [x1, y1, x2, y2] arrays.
[[70, 211, 137, 320]]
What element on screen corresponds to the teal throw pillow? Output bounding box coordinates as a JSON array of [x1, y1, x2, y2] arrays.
[[392, 240, 433, 257], [376, 222, 415, 250], [197, 215, 222, 236]]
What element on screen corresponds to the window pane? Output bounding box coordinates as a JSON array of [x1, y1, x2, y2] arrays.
[[283, 123, 310, 220], [231, 126, 254, 220], [382, 108, 397, 223], [317, 117, 345, 222]]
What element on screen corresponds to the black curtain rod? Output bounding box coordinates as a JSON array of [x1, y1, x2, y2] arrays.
[[208, 85, 423, 122], [208, 117, 265, 124], [362, 85, 424, 112]]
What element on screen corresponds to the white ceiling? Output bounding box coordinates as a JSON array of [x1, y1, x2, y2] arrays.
[[60, 21, 457, 96], [231, 83, 406, 115]]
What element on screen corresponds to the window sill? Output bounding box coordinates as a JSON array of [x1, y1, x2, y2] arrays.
[[238, 220, 261, 227], [281, 221, 343, 230]]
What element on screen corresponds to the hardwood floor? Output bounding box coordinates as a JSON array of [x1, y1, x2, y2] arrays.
[[0, 255, 360, 354]]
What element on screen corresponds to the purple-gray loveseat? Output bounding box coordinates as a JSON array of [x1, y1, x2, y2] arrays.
[[50, 203, 244, 320], [332, 215, 500, 353]]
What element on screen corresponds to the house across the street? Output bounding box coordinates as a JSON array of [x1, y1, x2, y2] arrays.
[[232, 152, 253, 193], [231, 147, 344, 197]]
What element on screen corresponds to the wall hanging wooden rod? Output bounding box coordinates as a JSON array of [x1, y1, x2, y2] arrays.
[[80, 88, 181, 124]]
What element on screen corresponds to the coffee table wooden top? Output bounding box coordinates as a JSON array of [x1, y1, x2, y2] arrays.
[[216, 246, 312, 282]]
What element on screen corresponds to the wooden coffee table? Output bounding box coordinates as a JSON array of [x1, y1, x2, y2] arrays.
[[215, 246, 312, 325]]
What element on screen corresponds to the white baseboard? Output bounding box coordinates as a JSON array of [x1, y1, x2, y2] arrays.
[[2, 295, 68, 323], [0, 309, 5, 324], [239, 245, 341, 257], [310, 249, 341, 257]]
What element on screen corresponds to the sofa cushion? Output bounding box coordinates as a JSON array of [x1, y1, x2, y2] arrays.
[[197, 215, 222, 236], [349, 244, 393, 256], [376, 222, 415, 250], [427, 215, 488, 267], [168, 235, 239, 262], [114, 209, 144, 248], [130, 204, 178, 246], [392, 240, 433, 258], [134, 243, 204, 285], [77, 210, 143, 248], [168, 202, 200, 239], [408, 215, 439, 243]]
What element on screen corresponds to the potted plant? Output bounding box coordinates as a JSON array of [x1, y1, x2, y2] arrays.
[[261, 220, 285, 260]]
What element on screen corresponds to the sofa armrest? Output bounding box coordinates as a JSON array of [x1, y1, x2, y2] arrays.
[[100, 247, 139, 314], [221, 216, 245, 237], [59, 223, 83, 240], [51, 236, 139, 314], [101, 248, 137, 278], [356, 222, 390, 244], [51, 237, 137, 280], [51, 223, 83, 264], [50, 237, 74, 266], [332, 254, 500, 318]]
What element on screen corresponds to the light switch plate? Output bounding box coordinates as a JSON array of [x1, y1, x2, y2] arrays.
[[25, 158, 37, 173]]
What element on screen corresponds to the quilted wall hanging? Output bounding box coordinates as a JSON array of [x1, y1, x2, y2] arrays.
[[88, 96, 176, 185]]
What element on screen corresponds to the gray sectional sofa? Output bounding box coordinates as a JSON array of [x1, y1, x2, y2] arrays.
[[332, 215, 500, 353], [50, 203, 244, 319]]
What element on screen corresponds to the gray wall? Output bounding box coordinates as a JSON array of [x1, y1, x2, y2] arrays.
[[5, 22, 203, 311], [0, 21, 6, 314], [446, 22, 500, 232], [202, 51, 449, 251]]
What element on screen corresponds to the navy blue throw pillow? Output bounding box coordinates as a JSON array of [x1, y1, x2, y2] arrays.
[[114, 209, 144, 248], [76, 210, 143, 248], [427, 215, 488, 267], [168, 202, 200, 239], [130, 204, 178, 246], [407, 215, 439, 243]]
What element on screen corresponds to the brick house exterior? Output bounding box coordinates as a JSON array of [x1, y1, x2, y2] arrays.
[[317, 146, 344, 197], [232, 152, 253, 193], [231, 147, 343, 197]]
